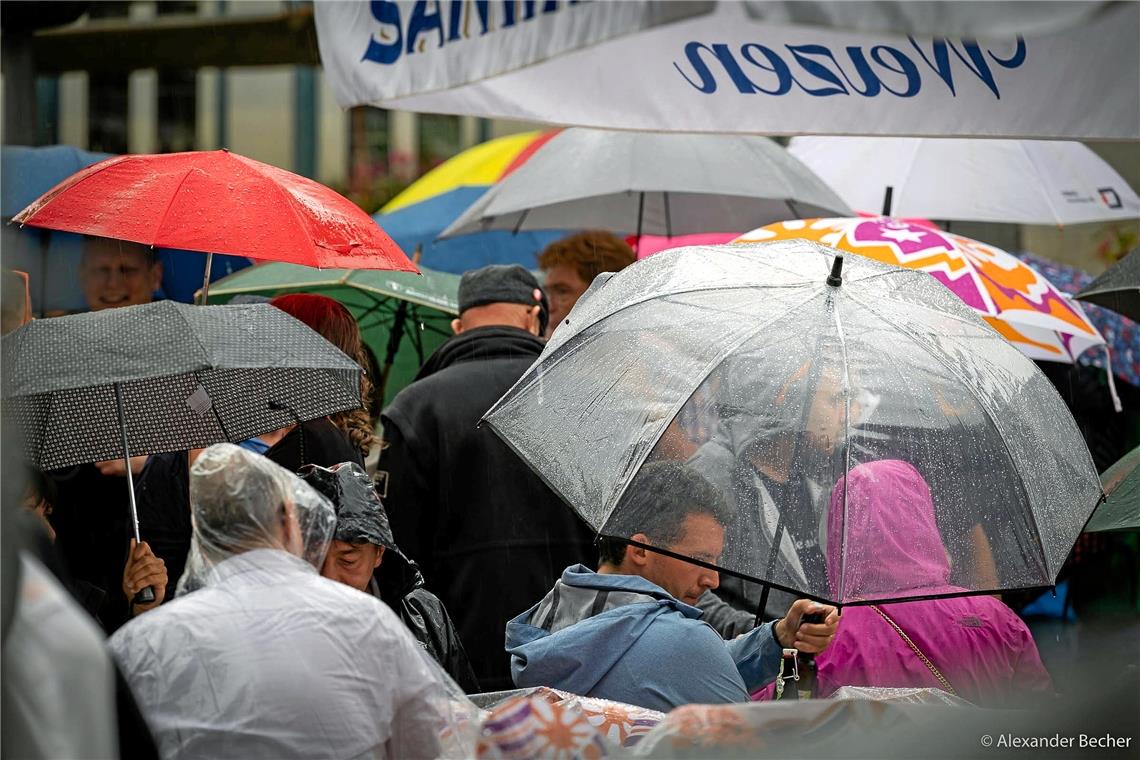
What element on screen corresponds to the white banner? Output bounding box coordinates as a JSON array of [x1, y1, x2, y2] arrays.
[[318, 1, 1140, 140], [315, 1, 712, 103]]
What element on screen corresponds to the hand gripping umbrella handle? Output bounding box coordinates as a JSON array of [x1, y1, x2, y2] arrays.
[[114, 383, 156, 606], [795, 611, 824, 698]]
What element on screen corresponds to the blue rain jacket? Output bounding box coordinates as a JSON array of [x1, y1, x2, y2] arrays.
[[505, 564, 783, 712]]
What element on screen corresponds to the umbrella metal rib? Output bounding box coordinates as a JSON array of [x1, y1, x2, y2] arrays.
[[616, 536, 1058, 608]]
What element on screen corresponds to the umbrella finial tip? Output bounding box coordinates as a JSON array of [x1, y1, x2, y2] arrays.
[[827, 254, 844, 287]]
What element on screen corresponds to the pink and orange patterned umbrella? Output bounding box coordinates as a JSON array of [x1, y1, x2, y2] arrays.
[[735, 217, 1106, 366]]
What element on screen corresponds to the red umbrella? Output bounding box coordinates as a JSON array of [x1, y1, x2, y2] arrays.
[[13, 150, 416, 301]]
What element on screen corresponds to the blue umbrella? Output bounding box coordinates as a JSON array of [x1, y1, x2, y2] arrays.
[[2, 145, 252, 313], [372, 187, 565, 274], [3, 145, 110, 314]]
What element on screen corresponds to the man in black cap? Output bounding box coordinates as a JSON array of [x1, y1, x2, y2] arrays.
[[378, 264, 596, 692], [300, 462, 479, 692]]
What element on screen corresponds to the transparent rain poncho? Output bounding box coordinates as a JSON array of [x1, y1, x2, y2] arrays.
[[176, 443, 338, 594], [484, 241, 1103, 606], [112, 444, 480, 759]]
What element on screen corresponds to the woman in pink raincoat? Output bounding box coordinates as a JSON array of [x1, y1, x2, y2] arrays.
[[812, 459, 1052, 704]]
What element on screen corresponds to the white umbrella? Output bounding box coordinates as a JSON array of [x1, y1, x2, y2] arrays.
[[438, 128, 851, 239], [788, 136, 1140, 226]]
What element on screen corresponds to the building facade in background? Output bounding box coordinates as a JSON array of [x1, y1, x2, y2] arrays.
[[24, 0, 533, 208]]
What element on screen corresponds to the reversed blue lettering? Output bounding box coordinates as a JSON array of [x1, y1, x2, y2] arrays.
[[843, 46, 882, 96], [740, 43, 793, 95], [989, 37, 1027, 70], [674, 42, 725, 94], [675, 34, 1026, 100], [948, 39, 1004, 99], [871, 45, 919, 96], [786, 44, 850, 96], [910, 38, 958, 95]]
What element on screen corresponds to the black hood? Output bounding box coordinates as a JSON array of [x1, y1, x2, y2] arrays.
[[299, 462, 397, 552], [415, 326, 544, 382]]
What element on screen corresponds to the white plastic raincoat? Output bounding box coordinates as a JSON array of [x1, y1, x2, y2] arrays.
[[109, 444, 455, 759]]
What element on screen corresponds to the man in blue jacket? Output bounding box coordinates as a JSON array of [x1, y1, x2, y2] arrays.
[[506, 461, 839, 711]]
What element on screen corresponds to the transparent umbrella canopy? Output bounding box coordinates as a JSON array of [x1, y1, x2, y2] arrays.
[[484, 241, 1103, 606]]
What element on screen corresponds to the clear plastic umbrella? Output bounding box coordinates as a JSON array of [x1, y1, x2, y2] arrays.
[[484, 240, 1102, 606]]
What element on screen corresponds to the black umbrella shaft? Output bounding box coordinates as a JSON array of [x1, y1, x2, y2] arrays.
[[379, 300, 410, 406], [114, 382, 142, 543], [199, 252, 214, 305], [636, 192, 645, 242]]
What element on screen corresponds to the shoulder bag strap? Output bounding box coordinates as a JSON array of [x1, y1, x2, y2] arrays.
[[869, 604, 957, 696]]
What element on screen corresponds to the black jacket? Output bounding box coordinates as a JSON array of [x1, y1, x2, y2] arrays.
[[136, 451, 193, 603], [380, 326, 597, 692], [372, 549, 480, 693], [266, 417, 364, 473], [46, 464, 132, 633]]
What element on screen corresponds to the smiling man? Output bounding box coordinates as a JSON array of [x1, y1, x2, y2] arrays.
[[79, 237, 163, 312], [505, 460, 839, 712]]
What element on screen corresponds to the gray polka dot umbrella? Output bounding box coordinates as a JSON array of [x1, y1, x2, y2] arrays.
[[2, 300, 362, 599]]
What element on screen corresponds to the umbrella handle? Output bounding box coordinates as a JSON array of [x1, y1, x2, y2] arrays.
[[133, 586, 156, 605], [787, 611, 825, 699]]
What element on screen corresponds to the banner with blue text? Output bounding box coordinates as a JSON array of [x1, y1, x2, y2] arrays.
[[316, 1, 712, 103], [317, 1, 1139, 140]]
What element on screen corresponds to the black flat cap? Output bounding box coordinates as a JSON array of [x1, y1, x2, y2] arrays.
[[458, 264, 548, 333]]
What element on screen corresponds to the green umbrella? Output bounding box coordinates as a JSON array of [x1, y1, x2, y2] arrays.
[[1086, 446, 1140, 532], [207, 262, 458, 407]]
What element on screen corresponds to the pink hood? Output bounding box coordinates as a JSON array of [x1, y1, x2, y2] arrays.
[[754, 459, 1052, 703], [827, 459, 957, 602]]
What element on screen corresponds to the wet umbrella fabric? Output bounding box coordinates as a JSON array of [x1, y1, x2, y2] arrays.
[[1077, 248, 1140, 324], [1086, 445, 1140, 532], [11, 150, 416, 302], [373, 129, 569, 272], [787, 137, 1140, 226], [739, 218, 1108, 368], [1, 300, 363, 472], [1, 145, 253, 312], [1013, 250, 1140, 388], [439, 128, 851, 239], [206, 261, 459, 404], [483, 241, 1101, 606]]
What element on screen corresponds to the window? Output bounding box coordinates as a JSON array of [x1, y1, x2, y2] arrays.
[[156, 1, 198, 153], [85, 3, 130, 153], [418, 113, 460, 172], [349, 106, 390, 189]]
